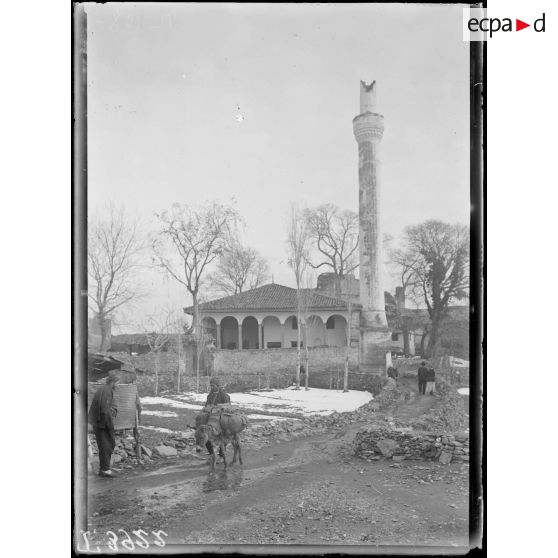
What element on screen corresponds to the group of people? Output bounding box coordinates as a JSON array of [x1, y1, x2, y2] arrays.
[[89, 362, 438, 478], [418, 361, 436, 395]]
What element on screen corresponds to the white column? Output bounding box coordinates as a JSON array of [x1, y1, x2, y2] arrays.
[[216, 321, 221, 349]]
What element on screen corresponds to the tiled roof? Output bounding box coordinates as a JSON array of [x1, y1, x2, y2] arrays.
[[183, 283, 357, 314]]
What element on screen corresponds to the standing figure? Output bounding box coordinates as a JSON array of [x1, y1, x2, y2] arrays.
[[426, 367, 436, 395], [88, 374, 119, 477], [417, 361, 428, 395]]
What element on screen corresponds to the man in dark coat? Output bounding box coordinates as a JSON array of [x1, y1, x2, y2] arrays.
[[200, 377, 230, 457], [89, 374, 119, 477], [417, 362, 429, 395], [205, 377, 231, 407]]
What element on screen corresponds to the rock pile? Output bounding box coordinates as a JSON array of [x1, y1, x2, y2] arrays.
[[353, 426, 469, 464]]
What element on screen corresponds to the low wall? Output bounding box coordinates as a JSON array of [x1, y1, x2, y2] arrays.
[[109, 345, 387, 394], [212, 346, 370, 390], [353, 426, 469, 464]]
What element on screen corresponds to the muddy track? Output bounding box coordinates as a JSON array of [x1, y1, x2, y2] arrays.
[[85, 416, 469, 550]]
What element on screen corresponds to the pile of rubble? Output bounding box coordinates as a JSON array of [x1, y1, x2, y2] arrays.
[[88, 430, 198, 471], [353, 425, 469, 464]]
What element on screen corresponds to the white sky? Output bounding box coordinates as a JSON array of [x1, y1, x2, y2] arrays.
[[85, 3, 470, 332]]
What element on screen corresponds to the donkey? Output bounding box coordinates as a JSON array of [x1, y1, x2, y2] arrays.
[[194, 424, 243, 471], [192, 407, 248, 470]]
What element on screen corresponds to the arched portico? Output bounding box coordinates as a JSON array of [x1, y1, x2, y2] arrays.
[[242, 316, 259, 349], [220, 316, 239, 350], [305, 315, 326, 347], [325, 314, 348, 347], [262, 316, 282, 348]]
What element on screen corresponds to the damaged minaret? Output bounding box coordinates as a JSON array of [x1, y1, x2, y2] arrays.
[[353, 80, 391, 374]]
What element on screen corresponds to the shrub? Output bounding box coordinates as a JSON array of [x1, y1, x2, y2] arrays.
[[366, 374, 387, 396]]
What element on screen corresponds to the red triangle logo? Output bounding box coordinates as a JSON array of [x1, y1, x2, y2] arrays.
[[516, 19, 530, 31]]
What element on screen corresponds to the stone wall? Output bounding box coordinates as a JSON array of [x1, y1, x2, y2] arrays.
[[353, 426, 469, 464], [109, 344, 391, 394], [212, 346, 370, 390]]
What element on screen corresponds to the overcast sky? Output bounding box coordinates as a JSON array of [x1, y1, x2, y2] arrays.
[[86, 3, 470, 332]]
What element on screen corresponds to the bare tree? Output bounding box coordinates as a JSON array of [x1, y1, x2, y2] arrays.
[[299, 272, 318, 391], [286, 204, 310, 390], [141, 307, 185, 396], [304, 204, 359, 298], [389, 220, 470, 358], [386, 247, 423, 356], [151, 201, 239, 380], [88, 203, 144, 352], [210, 241, 269, 296]]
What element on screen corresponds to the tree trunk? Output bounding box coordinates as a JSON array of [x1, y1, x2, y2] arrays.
[[154, 353, 160, 396], [295, 310, 301, 390], [426, 318, 442, 359], [334, 273, 342, 299], [304, 323, 309, 391], [99, 313, 110, 352], [402, 324, 410, 357], [193, 291, 200, 393], [176, 332, 181, 393], [420, 331, 428, 359]]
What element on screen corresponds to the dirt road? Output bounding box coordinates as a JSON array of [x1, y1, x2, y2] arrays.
[[83, 418, 469, 553]]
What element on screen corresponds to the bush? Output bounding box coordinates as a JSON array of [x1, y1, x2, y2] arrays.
[[366, 374, 387, 396], [224, 378, 251, 393]]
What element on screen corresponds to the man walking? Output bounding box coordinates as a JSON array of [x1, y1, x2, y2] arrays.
[[89, 373, 119, 478], [426, 366, 436, 395], [417, 361, 428, 395]]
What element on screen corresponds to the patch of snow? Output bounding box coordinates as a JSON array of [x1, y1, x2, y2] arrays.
[[143, 388, 372, 417], [450, 357, 469, 368], [180, 388, 373, 416], [141, 410, 179, 418], [457, 387, 470, 396], [140, 396, 203, 410], [139, 425, 178, 434], [246, 414, 291, 422]]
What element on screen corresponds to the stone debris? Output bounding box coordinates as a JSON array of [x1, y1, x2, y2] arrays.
[[376, 439, 399, 458], [153, 445, 178, 457], [438, 451, 452, 465]]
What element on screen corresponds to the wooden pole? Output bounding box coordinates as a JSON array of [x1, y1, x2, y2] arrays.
[[134, 409, 141, 459]]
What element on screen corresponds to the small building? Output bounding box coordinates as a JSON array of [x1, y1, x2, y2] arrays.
[[183, 283, 359, 351]]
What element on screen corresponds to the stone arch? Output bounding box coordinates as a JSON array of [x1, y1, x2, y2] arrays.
[[325, 314, 348, 347], [284, 315, 300, 348], [262, 316, 282, 348], [242, 316, 259, 350], [305, 315, 325, 347], [220, 316, 239, 350]]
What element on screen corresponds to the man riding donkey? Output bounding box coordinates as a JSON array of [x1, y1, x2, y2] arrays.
[[193, 377, 248, 470], [196, 377, 230, 457]]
